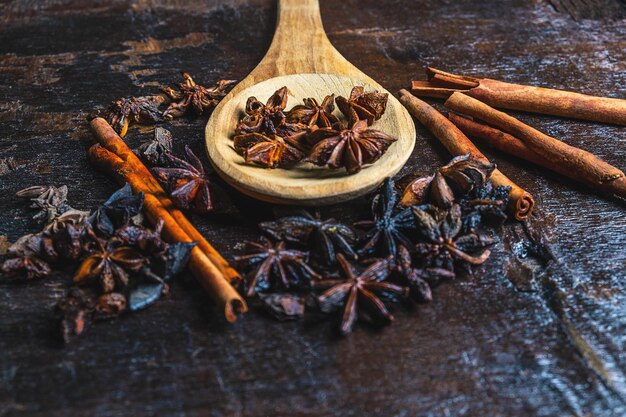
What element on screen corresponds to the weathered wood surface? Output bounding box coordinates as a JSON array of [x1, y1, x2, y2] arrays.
[[0, 1, 625, 416]]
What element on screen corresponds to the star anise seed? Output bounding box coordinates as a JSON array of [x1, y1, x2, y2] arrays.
[[234, 237, 320, 296], [315, 254, 408, 335], [153, 146, 214, 213], [162, 73, 235, 119], [306, 119, 397, 174], [336, 86, 388, 126]]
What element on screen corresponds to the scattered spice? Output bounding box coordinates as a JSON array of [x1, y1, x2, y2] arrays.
[[135, 126, 173, 166], [153, 146, 215, 213], [162, 73, 236, 120], [336, 86, 388, 126], [231, 86, 395, 174], [98, 95, 165, 137]]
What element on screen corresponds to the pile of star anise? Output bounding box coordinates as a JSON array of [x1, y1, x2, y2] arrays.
[[0, 184, 194, 342], [234, 154, 511, 335], [92, 72, 236, 137], [232, 86, 396, 174]]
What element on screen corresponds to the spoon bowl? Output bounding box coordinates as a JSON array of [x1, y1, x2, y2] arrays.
[[205, 0, 416, 205]]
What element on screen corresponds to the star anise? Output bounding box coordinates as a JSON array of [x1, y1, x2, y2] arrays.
[[459, 182, 510, 231], [412, 204, 494, 271], [40, 222, 86, 262], [88, 183, 144, 236], [73, 234, 146, 293], [393, 245, 454, 302], [100, 95, 164, 137], [315, 254, 408, 335], [286, 95, 340, 128], [162, 73, 235, 119], [135, 126, 173, 166], [336, 86, 388, 126], [401, 154, 495, 208], [354, 178, 415, 257], [233, 131, 307, 168], [16, 185, 72, 224], [234, 237, 320, 296], [1, 256, 51, 280], [306, 119, 397, 174], [235, 86, 289, 135], [259, 211, 358, 266], [153, 146, 215, 213]]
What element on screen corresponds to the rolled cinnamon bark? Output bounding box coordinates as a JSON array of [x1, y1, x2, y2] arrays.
[[448, 112, 626, 198], [90, 117, 240, 283], [444, 93, 626, 199], [398, 89, 534, 220], [88, 144, 247, 322], [411, 67, 626, 125]]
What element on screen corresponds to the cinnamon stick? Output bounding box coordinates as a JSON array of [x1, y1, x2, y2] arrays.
[[398, 89, 534, 220], [448, 112, 626, 198], [444, 92, 626, 199], [88, 144, 247, 322], [411, 67, 626, 125], [89, 117, 240, 283]]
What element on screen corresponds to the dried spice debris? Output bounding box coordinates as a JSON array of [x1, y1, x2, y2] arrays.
[[98, 95, 165, 137], [162, 73, 235, 119]]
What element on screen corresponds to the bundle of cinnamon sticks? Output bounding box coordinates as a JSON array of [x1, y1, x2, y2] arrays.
[[88, 118, 247, 322], [400, 67, 626, 220]]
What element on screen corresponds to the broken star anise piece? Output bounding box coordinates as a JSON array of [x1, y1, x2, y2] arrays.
[[100, 95, 164, 137], [17, 185, 72, 224], [412, 204, 494, 271], [286, 95, 341, 128], [135, 126, 173, 166], [336, 86, 388, 126], [401, 154, 495, 208], [234, 237, 320, 296], [259, 210, 358, 267], [57, 288, 96, 343], [354, 178, 415, 258], [459, 182, 510, 231], [393, 245, 454, 302], [233, 132, 306, 168], [88, 183, 144, 236], [153, 146, 215, 213], [306, 119, 397, 174], [1, 256, 51, 281], [73, 234, 145, 293], [315, 254, 408, 335], [235, 86, 289, 136], [162, 73, 236, 120]]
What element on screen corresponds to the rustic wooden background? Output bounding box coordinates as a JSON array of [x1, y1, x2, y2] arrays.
[[1, 1, 625, 416]]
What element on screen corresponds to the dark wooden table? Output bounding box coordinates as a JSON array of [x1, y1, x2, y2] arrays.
[[1, 1, 625, 416]]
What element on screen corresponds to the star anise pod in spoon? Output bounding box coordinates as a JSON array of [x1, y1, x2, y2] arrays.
[[306, 119, 397, 174], [233, 131, 307, 168], [234, 237, 320, 296], [286, 95, 340, 128], [153, 146, 215, 213], [235, 86, 289, 136], [354, 178, 415, 258], [412, 204, 494, 271], [162, 73, 236, 119], [259, 210, 358, 266], [98, 95, 165, 137], [336, 86, 388, 126], [401, 154, 495, 208], [315, 254, 408, 335], [73, 233, 146, 293]]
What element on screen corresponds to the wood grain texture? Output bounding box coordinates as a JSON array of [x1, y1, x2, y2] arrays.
[[205, 0, 416, 204], [0, 1, 625, 417]]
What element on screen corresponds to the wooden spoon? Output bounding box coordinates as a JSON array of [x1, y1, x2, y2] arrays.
[[205, 0, 416, 205]]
